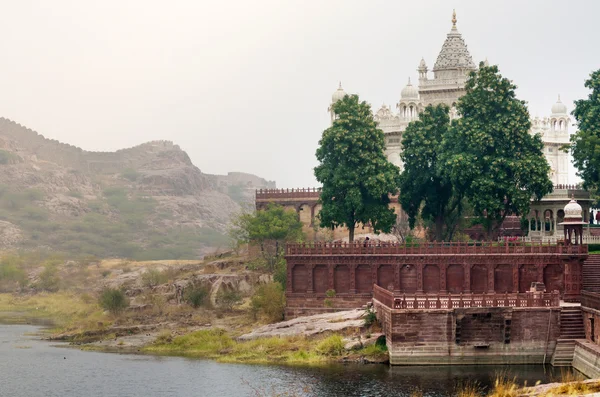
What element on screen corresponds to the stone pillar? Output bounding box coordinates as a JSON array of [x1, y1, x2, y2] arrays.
[[394, 263, 401, 293], [417, 263, 423, 293], [537, 264, 544, 284], [287, 263, 293, 293], [488, 264, 495, 293], [372, 264, 379, 291], [513, 264, 519, 293], [349, 264, 357, 294], [307, 264, 314, 294], [327, 264, 335, 291], [440, 263, 447, 294]]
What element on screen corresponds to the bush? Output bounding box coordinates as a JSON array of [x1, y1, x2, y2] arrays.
[[217, 289, 242, 310], [363, 307, 377, 327], [250, 282, 285, 323], [121, 168, 140, 182], [36, 263, 61, 292], [185, 285, 210, 308], [315, 335, 344, 356], [141, 268, 168, 287], [99, 288, 129, 315]]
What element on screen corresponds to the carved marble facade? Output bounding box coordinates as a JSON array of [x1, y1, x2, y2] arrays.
[[328, 11, 571, 186]]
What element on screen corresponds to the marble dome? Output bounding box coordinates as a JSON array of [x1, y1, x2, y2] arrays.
[[552, 95, 567, 115], [401, 78, 419, 99], [564, 199, 582, 219], [332, 82, 346, 103]]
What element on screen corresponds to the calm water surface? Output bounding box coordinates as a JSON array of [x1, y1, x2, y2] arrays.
[[0, 323, 568, 397]]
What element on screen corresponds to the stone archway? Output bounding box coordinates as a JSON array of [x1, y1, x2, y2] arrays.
[[400, 265, 417, 293], [519, 265, 538, 293], [446, 264, 464, 294], [292, 265, 308, 293], [356, 264, 372, 293], [494, 264, 513, 293], [313, 265, 328, 293], [377, 265, 394, 290], [470, 264, 488, 293], [334, 265, 350, 294], [544, 264, 563, 294], [423, 265, 440, 293]]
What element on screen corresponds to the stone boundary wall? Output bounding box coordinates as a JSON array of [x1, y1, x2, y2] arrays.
[[573, 340, 600, 378], [285, 294, 371, 319], [373, 298, 560, 365]]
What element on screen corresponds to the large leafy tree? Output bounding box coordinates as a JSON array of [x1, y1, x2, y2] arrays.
[[315, 94, 400, 242], [229, 204, 303, 270], [399, 104, 464, 241], [443, 63, 553, 238], [570, 69, 600, 202]]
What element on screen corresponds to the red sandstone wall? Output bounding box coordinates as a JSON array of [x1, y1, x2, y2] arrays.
[[373, 301, 560, 365]]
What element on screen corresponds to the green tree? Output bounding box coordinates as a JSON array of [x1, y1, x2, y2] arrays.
[[444, 63, 553, 238], [570, 69, 600, 202], [229, 205, 303, 270], [314, 94, 400, 242], [399, 104, 465, 241]]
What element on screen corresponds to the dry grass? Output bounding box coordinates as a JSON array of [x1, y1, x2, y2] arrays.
[[487, 374, 519, 397], [0, 292, 106, 332], [541, 370, 600, 396], [455, 380, 482, 397]]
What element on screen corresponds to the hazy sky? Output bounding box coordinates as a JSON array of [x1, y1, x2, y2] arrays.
[[1, 0, 599, 187]]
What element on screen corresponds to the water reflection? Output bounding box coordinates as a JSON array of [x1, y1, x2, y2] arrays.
[[0, 323, 575, 397]]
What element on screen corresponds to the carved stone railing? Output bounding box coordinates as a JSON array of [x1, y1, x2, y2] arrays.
[[373, 284, 395, 309], [255, 187, 321, 200], [373, 284, 560, 309], [581, 291, 600, 311], [286, 241, 588, 256], [553, 184, 585, 190]]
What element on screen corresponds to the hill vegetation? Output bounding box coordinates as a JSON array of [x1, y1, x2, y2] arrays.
[[0, 117, 274, 259]]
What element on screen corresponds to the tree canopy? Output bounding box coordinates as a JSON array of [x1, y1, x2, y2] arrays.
[[229, 204, 303, 269], [314, 94, 400, 242], [443, 63, 553, 238], [399, 104, 464, 241], [570, 69, 600, 203]]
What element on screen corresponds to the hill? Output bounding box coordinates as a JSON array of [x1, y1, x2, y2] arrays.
[[0, 117, 274, 259]]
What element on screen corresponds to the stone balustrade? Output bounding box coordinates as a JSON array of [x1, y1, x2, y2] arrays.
[[286, 241, 588, 256], [373, 284, 560, 310], [255, 187, 322, 200]]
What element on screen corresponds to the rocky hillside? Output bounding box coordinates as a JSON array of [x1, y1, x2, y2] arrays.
[[0, 117, 275, 259]]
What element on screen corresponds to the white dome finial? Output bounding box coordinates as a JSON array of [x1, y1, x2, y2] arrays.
[[551, 94, 567, 115]]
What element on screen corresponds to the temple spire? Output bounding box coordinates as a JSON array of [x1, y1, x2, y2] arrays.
[[452, 9, 457, 29]]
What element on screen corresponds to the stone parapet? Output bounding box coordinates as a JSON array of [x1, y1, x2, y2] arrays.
[[373, 298, 560, 365]]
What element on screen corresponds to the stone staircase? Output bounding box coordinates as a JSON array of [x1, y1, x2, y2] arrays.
[[552, 307, 586, 366], [583, 254, 600, 293]]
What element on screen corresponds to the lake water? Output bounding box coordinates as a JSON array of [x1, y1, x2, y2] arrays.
[[0, 323, 570, 397]]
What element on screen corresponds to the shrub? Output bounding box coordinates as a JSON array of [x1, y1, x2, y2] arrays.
[[185, 285, 210, 308], [99, 288, 129, 315], [324, 289, 336, 308], [217, 289, 242, 310], [250, 282, 285, 323], [36, 263, 61, 292], [315, 335, 344, 356], [363, 307, 377, 327], [141, 268, 168, 287], [121, 168, 140, 182]]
